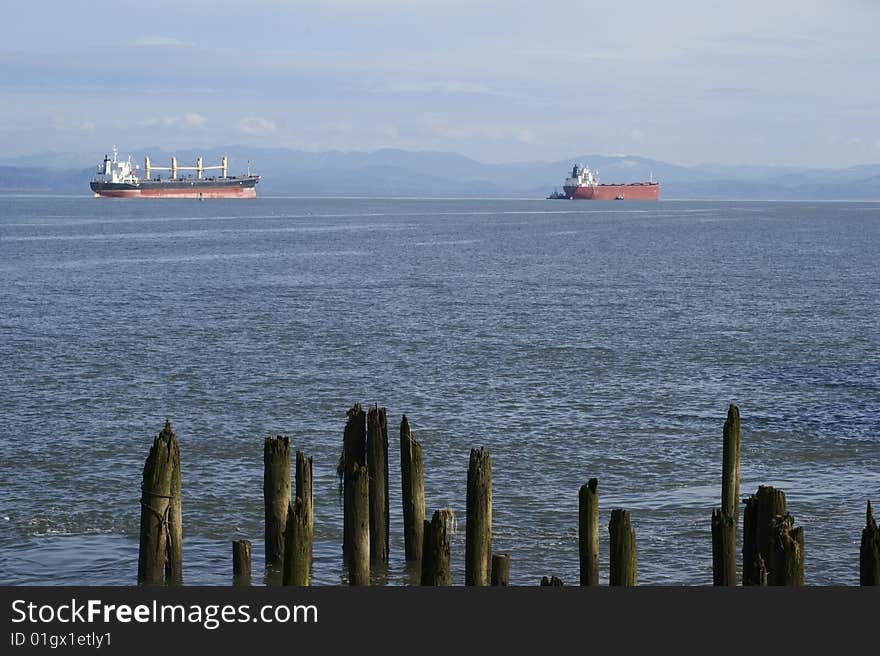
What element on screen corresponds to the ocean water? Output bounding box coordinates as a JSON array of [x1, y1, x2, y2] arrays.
[[0, 196, 878, 586]]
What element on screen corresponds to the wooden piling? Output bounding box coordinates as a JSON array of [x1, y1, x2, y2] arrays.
[[400, 415, 425, 561], [608, 509, 637, 586], [283, 498, 311, 586], [164, 420, 183, 585], [295, 449, 313, 574], [232, 539, 251, 585], [769, 513, 804, 586], [342, 404, 367, 561], [137, 420, 180, 585], [713, 404, 740, 586], [283, 450, 313, 586], [721, 404, 741, 522], [743, 486, 787, 585], [263, 435, 291, 571], [860, 501, 880, 586], [540, 576, 564, 586], [367, 405, 389, 563], [491, 554, 510, 586], [465, 447, 492, 586], [348, 462, 370, 586], [421, 510, 452, 586], [711, 508, 736, 586], [742, 495, 760, 585], [578, 478, 599, 586]]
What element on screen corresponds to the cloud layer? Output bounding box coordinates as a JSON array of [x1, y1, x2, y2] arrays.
[[0, 0, 877, 166]]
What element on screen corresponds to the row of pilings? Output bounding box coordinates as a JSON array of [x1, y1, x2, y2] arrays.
[[136, 405, 880, 586]]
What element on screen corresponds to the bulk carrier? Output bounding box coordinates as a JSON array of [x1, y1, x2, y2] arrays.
[[559, 163, 659, 200], [90, 147, 260, 198]]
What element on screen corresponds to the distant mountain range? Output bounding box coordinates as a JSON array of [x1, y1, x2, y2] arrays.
[[2, 147, 880, 200]]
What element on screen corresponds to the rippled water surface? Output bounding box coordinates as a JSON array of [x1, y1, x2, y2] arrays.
[[1, 197, 878, 585]]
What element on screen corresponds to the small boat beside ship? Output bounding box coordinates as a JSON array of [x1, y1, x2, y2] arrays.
[[90, 146, 260, 198], [552, 163, 660, 200]]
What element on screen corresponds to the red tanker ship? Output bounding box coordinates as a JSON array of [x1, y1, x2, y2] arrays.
[[560, 163, 659, 200]]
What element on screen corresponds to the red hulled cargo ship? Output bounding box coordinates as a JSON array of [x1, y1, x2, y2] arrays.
[[560, 163, 659, 200], [90, 147, 260, 198]]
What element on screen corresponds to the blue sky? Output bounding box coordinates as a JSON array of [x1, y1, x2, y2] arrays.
[[1, 0, 878, 166]]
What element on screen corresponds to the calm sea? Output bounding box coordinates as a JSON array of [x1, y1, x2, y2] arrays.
[[1, 196, 878, 586]]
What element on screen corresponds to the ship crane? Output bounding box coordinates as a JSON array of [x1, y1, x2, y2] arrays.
[[144, 156, 229, 180]]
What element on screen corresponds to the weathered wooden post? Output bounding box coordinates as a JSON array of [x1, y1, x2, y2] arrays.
[[400, 415, 425, 561], [769, 513, 804, 586], [608, 509, 637, 586], [860, 501, 880, 586], [263, 435, 291, 571], [165, 420, 183, 585], [711, 509, 736, 585], [298, 450, 314, 577], [367, 405, 389, 563], [138, 420, 180, 585], [283, 450, 313, 586], [712, 405, 740, 586], [491, 554, 510, 586], [283, 499, 310, 586], [721, 404, 741, 522], [743, 485, 786, 585], [465, 447, 492, 586], [348, 462, 370, 585], [232, 539, 251, 585], [342, 404, 367, 561], [421, 510, 452, 586], [579, 478, 599, 586]]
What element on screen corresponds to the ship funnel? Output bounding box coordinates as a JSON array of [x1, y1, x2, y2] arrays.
[[144, 156, 151, 180], [197, 157, 203, 180], [222, 156, 228, 178], [171, 156, 177, 180]]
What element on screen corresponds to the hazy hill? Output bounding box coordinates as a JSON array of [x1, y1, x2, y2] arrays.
[[1, 147, 879, 199]]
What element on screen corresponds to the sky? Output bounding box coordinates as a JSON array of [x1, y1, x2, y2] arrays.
[[1, 0, 878, 167]]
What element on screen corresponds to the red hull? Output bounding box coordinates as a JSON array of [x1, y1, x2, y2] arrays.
[[93, 187, 257, 199], [562, 183, 660, 200]]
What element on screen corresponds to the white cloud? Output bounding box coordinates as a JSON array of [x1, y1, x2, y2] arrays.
[[623, 129, 645, 142], [238, 116, 277, 136], [48, 116, 96, 132], [137, 113, 207, 129], [181, 113, 207, 128]]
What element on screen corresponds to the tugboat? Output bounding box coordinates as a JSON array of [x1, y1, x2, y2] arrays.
[[546, 188, 568, 199]]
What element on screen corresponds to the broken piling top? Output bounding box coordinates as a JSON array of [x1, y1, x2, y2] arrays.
[[342, 403, 367, 473], [540, 575, 564, 586], [144, 419, 179, 477]]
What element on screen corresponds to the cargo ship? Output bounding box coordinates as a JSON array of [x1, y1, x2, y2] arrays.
[[560, 163, 659, 200], [90, 147, 260, 198]]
